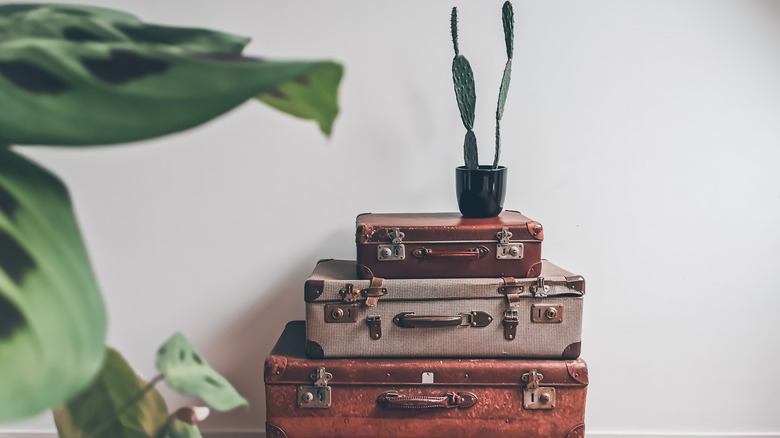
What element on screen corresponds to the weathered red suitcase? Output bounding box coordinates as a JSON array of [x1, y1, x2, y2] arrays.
[[265, 321, 588, 438], [355, 211, 543, 279]]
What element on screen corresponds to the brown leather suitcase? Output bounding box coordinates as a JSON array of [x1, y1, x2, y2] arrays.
[[355, 211, 543, 279], [265, 321, 588, 438]]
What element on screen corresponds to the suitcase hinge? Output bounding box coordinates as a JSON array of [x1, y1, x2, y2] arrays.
[[522, 370, 555, 410], [366, 315, 382, 340], [377, 228, 405, 261], [530, 277, 550, 297], [496, 227, 523, 260], [298, 367, 332, 409], [502, 310, 519, 340]]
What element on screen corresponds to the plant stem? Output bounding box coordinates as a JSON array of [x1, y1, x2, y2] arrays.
[[493, 119, 501, 169], [85, 374, 165, 438]]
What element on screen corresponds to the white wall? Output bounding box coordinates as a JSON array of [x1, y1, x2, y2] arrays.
[[3, 0, 780, 435]]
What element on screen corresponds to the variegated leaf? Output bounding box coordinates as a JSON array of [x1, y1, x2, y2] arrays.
[[0, 148, 106, 421]]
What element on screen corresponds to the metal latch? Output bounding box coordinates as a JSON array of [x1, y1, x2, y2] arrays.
[[366, 315, 382, 340], [530, 277, 550, 297], [338, 282, 388, 308], [298, 367, 332, 409], [522, 370, 555, 410], [496, 227, 523, 260], [502, 310, 518, 340], [377, 228, 405, 261], [531, 304, 563, 323]]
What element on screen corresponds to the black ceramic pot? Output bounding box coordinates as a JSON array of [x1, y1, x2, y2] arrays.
[[456, 165, 507, 218]]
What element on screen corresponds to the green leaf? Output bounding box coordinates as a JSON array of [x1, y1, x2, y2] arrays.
[[496, 59, 512, 121], [0, 148, 107, 421], [53, 348, 168, 438], [156, 333, 247, 411], [168, 419, 203, 438], [0, 4, 343, 146], [256, 61, 343, 136]]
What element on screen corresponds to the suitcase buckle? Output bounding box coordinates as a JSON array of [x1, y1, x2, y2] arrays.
[[298, 367, 332, 409], [522, 370, 555, 410], [502, 310, 519, 340]]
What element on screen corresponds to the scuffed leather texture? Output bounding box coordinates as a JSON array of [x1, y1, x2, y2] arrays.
[[266, 423, 288, 438], [355, 212, 543, 279], [526, 261, 543, 278], [566, 424, 586, 438], [265, 322, 588, 437]]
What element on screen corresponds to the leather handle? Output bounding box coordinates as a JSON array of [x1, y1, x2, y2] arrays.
[[392, 311, 493, 328], [377, 392, 478, 410], [411, 246, 489, 259], [393, 312, 461, 328]]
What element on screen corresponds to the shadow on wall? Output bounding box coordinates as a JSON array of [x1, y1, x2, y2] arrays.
[[199, 230, 352, 432]]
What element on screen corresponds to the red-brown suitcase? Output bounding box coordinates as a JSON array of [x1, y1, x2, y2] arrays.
[[355, 211, 543, 279], [265, 321, 588, 438]]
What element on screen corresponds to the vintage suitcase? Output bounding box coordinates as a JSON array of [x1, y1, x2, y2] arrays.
[[355, 211, 543, 279], [305, 259, 584, 359], [265, 321, 588, 438]]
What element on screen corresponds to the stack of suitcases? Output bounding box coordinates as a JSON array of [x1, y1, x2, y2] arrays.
[[264, 211, 588, 437]]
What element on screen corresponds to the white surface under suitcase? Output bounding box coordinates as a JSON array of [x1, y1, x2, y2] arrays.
[[304, 259, 585, 358]]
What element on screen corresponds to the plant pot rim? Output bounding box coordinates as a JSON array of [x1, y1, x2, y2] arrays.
[[456, 165, 507, 172]]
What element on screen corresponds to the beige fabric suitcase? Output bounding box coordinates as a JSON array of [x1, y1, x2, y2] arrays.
[[304, 259, 585, 359]]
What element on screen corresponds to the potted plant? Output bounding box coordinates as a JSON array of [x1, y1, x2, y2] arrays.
[[0, 3, 343, 437], [451, 1, 514, 218]]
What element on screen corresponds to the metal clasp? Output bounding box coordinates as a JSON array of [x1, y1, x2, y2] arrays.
[[530, 277, 550, 297], [377, 228, 405, 261], [298, 367, 332, 409], [366, 315, 382, 340], [496, 227, 523, 260], [522, 369, 555, 410], [502, 310, 519, 340]]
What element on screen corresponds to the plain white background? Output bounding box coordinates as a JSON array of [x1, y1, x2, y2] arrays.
[[2, 0, 780, 436]]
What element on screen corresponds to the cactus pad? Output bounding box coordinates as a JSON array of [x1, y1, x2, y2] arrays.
[[452, 54, 476, 131], [502, 1, 514, 60], [463, 129, 478, 170]]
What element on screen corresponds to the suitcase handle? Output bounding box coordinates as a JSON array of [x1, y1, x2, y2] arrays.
[[393, 311, 493, 328], [411, 246, 489, 259], [377, 391, 478, 410]]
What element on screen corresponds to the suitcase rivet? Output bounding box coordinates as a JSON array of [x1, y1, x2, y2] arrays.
[[505, 419, 511, 423], [464, 373, 469, 379]]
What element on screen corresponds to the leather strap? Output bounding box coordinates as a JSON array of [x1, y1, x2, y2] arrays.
[[377, 391, 478, 410]]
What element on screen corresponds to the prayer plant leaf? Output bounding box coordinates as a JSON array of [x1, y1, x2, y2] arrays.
[[168, 419, 203, 438], [0, 149, 107, 421], [0, 4, 343, 146], [53, 347, 168, 438], [156, 333, 248, 411], [256, 61, 343, 136]]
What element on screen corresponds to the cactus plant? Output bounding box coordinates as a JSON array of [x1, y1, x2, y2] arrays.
[[451, 2, 514, 170]]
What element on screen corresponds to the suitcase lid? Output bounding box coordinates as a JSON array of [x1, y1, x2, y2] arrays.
[[304, 259, 584, 302], [265, 321, 588, 387], [355, 211, 543, 244]]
